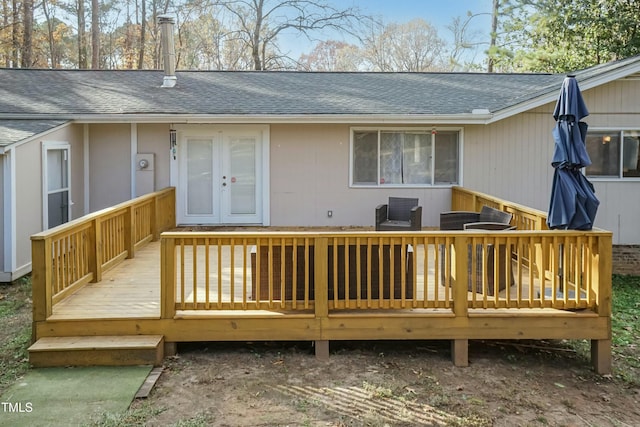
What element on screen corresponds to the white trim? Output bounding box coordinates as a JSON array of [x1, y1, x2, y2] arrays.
[[42, 141, 71, 230], [0, 262, 31, 282], [585, 127, 640, 181], [83, 124, 90, 215], [349, 126, 463, 188], [131, 123, 137, 198], [172, 124, 270, 225], [0, 121, 72, 154], [2, 149, 15, 274]]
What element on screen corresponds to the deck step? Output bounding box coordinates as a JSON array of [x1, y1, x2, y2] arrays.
[[28, 335, 164, 367]]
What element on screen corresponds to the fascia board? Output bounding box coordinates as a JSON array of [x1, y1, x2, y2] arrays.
[[489, 59, 640, 124], [5, 113, 494, 125], [0, 121, 72, 153]]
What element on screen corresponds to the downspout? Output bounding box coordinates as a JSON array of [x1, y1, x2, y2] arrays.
[[158, 15, 177, 88]]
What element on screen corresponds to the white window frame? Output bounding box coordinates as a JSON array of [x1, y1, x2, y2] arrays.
[[349, 126, 462, 188], [586, 127, 640, 181], [42, 141, 72, 229]]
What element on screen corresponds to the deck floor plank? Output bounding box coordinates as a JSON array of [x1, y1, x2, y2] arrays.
[[49, 240, 548, 320]]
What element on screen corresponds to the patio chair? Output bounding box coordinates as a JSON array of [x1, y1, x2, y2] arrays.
[[439, 206, 515, 295], [375, 197, 422, 231], [439, 205, 513, 230]]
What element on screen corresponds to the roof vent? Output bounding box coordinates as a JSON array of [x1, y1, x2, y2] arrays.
[[158, 15, 176, 88], [471, 108, 491, 115]]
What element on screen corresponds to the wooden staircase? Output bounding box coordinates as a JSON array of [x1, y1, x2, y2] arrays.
[[28, 335, 164, 367]]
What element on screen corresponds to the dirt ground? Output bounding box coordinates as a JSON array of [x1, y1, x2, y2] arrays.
[[3, 279, 639, 427], [137, 340, 640, 427]]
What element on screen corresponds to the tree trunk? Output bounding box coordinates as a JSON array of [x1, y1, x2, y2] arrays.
[[78, 0, 87, 68], [252, 0, 263, 70], [137, 0, 146, 69], [91, 0, 99, 69], [42, 0, 57, 68], [11, 0, 18, 66], [21, 0, 32, 67], [488, 0, 499, 73]]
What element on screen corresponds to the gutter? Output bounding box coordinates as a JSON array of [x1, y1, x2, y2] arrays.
[[0, 113, 495, 125]]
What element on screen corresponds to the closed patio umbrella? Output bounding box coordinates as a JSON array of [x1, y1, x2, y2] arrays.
[[547, 76, 599, 230]]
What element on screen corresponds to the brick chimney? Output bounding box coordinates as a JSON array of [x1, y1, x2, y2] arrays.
[[158, 15, 176, 88]]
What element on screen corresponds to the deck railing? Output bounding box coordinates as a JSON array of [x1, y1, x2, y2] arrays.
[[160, 229, 611, 317], [31, 187, 176, 320]]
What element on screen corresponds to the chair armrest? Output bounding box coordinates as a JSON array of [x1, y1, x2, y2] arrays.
[[375, 204, 388, 230], [410, 206, 422, 230], [464, 222, 516, 231], [439, 211, 480, 230]]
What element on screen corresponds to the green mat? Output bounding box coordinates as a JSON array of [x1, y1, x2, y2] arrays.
[[0, 365, 152, 427]]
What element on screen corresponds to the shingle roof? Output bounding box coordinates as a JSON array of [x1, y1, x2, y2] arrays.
[[0, 69, 563, 118], [0, 119, 69, 146], [1, 55, 639, 122]]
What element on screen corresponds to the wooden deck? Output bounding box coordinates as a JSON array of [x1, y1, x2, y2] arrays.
[[51, 240, 546, 320], [30, 187, 613, 373], [50, 242, 161, 320]]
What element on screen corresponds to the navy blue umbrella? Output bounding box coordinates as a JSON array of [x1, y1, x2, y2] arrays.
[[547, 76, 599, 230]]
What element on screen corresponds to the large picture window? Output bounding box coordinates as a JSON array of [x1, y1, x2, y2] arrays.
[[585, 130, 640, 179], [351, 128, 459, 186]]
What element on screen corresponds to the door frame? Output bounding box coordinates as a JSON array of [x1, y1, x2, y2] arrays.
[[170, 124, 270, 225], [42, 141, 72, 230]]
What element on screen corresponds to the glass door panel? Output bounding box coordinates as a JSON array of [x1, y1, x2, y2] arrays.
[[185, 138, 219, 221]]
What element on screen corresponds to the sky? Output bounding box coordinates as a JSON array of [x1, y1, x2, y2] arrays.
[[280, 0, 495, 63]]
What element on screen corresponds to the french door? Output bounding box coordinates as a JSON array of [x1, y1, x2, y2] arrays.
[[176, 126, 265, 225]]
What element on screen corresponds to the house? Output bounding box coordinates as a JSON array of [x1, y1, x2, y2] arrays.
[[2, 41, 640, 281]]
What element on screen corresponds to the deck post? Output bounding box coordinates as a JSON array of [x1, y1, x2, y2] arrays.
[[151, 193, 160, 241], [124, 205, 136, 259], [161, 236, 177, 319], [88, 218, 103, 283], [591, 233, 612, 374], [452, 235, 469, 367], [314, 237, 329, 360], [591, 339, 612, 375], [30, 237, 51, 341], [451, 339, 469, 367]]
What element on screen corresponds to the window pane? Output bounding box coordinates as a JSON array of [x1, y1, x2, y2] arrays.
[[585, 132, 620, 177], [435, 131, 458, 184], [403, 133, 431, 184], [380, 132, 404, 184], [48, 191, 69, 229], [622, 132, 640, 178], [353, 131, 377, 185]]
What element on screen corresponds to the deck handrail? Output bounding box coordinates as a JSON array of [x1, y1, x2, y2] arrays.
[[159, 229, 612, 318], [31, 187, 176, 323]]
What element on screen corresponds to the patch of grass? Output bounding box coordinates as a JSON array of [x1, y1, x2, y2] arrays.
[[568, 274, 640, 385], [362, 380, 393, 399], [610, 275, 640, 384], [0, 276, 32, 393], [85, 402, 166, 427]]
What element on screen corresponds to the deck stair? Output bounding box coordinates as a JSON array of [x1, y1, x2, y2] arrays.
[[28, 335, 164, 367]]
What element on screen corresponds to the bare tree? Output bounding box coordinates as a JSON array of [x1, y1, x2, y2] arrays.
[[77, 0, 87, 68], [362, 18, 446, 72], [214, 0, 366, 70], [137, 0, 146, 68], [91, 0, 98, 68], [21, 0, 32, 66], [297, 39, 361, 71]]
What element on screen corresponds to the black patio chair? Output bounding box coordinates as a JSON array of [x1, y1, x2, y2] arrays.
[[375, 197, 422, 231]]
